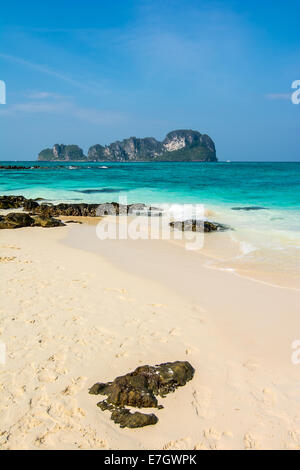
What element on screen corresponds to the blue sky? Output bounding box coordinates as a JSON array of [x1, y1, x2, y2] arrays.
[[0, 0, 299, 161]]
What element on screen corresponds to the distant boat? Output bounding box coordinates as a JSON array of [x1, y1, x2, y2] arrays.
[[226, 160, 231, 163]]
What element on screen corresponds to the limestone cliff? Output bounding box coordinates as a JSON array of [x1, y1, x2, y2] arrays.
[[38, 130, 217, 162]]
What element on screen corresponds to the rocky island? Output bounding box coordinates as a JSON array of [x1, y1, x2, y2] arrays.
[[38, 129, 217, 162]]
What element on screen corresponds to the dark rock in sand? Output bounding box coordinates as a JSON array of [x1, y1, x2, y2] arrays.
[[170, 219, 231, 232], [97, 401, 158, 428], [33, 215, 65, 227], [89, 361, 194, 428], [111, 409, 158, 429], [0, 212, 65, 229], [0, 212, 34, 229]]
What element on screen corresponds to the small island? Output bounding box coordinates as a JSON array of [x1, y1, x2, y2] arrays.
[[38, 129, 217, 162]]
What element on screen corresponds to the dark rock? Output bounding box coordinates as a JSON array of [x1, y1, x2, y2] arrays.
[[110, 409, 158, 429], [65, 220, 83, 224], [0, 195, 26, 209], [231, 206, 267, 211], [127, 203, 147, 214], [89, 361, 194, 428], [23, 199, 39, 211], [33, 216, 65, 227], [170, 220, 231, 232], [0, 212, 64, 229], [0, 212, 34, 229]]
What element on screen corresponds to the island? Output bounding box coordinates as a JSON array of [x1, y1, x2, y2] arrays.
[[38, 129, 217, 162]]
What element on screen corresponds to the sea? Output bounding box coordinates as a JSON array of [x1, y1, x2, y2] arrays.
[[1, 161, 300, 288]]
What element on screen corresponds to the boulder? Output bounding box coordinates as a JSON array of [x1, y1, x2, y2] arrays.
[[33, 216, 65, 227], [110, 409, 158, 429], [0, 212, 64, 229], [0, 212, 34, 229], [89, 361, 195, 428], [0, 195, 26, 210]]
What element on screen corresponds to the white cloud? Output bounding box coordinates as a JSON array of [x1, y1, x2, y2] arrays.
[[0, 53, 107, 96], [0, 95, 126, 125]]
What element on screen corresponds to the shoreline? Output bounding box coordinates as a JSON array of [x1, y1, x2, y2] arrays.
[[1, 191, 300, 290]]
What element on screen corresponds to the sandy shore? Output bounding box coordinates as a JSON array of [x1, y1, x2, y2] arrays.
[[1, 222, 300, 450]]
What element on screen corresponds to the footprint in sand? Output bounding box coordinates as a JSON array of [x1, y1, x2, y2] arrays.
[[243, 433, 261, 450], [62, 377, 87, 396], [243, 359, 260, 372], [163, 437, 193, 450], [192, 387, 214, 419]]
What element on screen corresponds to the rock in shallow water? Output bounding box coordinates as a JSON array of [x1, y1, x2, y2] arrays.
[[170, 219, 231, 232], [231, 206, 267, 211], [89, 361, 195, 428]]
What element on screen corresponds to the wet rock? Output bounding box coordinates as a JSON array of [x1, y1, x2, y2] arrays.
[[23, 199, 39, 211], [231, 206, 267, 211], [65, 220, 83, 224], [170, 219, 231, 232], [110, 409, 158, 429], [0, 212, 34, 229], [0, 195, 26, 209], [127, 203, 147, 214], [89, 361, 194, 428]]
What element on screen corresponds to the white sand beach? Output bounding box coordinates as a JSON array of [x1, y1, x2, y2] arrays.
[[1, 221, 300, 450]]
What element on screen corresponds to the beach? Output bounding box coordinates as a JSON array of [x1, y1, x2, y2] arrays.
[[1, 220, 300, 450]]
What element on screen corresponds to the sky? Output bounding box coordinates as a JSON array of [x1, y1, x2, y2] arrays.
[[0, 0, 299, 161]]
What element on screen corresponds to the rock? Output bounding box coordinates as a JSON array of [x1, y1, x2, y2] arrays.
[[89, 361, 195, 428], [65, 220, 83, 224], [170, 220, 231, 232], [38, 144, 85, 161], [33, 216, 65, 227], [23, 199, 39, 211], [0, 212, 64, 229], [231, 206, 267, 211], [110, 409, 158, 429], [127, 203, 147, 214], [38, 130, 217, 162], [0, 212, 34, 229], [0, 195, 26, 209]]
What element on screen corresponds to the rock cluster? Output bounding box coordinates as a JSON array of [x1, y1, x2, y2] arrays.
[[170, 219, 231, 232], [89, 361, 195, 428], [0, 212, 64, 229]]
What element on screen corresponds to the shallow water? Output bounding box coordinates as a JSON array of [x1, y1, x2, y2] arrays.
[[1, 161, 300, 288]]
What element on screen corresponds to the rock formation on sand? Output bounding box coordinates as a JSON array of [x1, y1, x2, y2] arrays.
[[0, 196, 232, 231], [89, 361, 195, 428], [0, 212, 64, 229], [38, 130, 217, 162]]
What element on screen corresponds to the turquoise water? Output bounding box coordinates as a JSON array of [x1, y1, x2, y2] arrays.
[[1, 161, 300, 286], [1, 161, 300, 209]]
